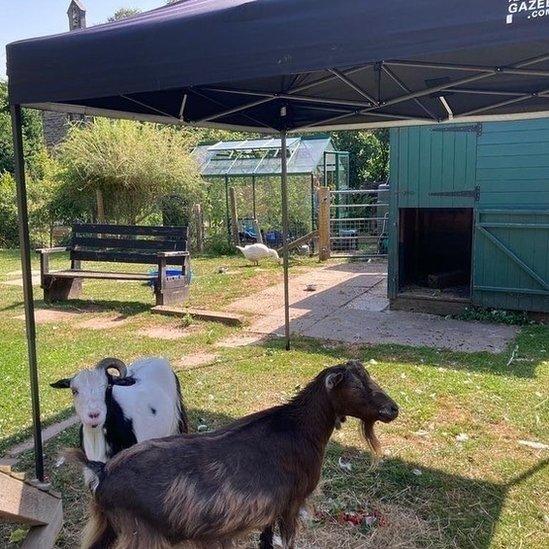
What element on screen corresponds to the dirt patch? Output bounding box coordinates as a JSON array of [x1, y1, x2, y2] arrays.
[[232, 499, 440, 548], [215, 333, 267, 348], [14, 308, 83, 324], [175, 352, 219, 370], [77, 314, 129, 330], [136, 325, 200, 340]]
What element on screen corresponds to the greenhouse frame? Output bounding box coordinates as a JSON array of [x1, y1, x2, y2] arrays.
[[193, 136, 349, 243]]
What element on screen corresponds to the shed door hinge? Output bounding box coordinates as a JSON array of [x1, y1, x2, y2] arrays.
[[429, 186, 480, 201]]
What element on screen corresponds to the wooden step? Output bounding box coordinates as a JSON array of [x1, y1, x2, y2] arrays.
[[152, 306, 245, 326]]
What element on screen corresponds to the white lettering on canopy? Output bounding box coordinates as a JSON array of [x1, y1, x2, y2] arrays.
[[507, 0, 549, 23]]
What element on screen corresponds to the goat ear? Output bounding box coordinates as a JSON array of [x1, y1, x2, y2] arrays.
[[325, 372, 344, 390], [110, 376, 136, 387], [50, 378, 71, 389]]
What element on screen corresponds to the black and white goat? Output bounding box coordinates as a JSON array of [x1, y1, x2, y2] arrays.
[[51, 357, 188, 465]]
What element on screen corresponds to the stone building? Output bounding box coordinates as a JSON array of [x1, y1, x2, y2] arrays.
[[42, 1, 87, 148]]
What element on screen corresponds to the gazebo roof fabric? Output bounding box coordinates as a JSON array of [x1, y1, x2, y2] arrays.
[[193, 136, 336, 177], [6, 0, 549, 132]]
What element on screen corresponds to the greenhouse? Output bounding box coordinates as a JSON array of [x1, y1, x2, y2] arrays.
[[193, 135, 348, 248]]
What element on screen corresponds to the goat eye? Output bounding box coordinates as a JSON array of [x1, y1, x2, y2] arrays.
[[71, 388, 78, 396]]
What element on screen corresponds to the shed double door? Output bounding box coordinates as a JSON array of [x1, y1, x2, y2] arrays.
[[473, 210, 549, 312]]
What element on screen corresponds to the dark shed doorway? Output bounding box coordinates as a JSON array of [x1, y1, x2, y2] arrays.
[[399, 208, 473, 299]]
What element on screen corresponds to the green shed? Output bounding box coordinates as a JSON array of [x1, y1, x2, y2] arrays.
[[388, 118, 549, 314]]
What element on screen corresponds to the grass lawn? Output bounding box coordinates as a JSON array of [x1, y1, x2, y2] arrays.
[[0, 249, 547, 548]]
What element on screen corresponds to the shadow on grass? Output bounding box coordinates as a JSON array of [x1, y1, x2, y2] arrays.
[[0, 298, 151, 317], [258, 334, 544, 379], [5, 407, 547, 549]]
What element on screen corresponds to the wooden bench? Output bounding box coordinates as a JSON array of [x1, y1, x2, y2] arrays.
[[37, 224, 191, 306]]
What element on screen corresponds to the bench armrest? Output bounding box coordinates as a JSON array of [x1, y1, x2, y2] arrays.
[[157, 251, 190, 258], [36, 247, 69, 255]]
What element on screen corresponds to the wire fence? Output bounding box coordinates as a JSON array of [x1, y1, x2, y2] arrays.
[[329, 187, 389, 257]]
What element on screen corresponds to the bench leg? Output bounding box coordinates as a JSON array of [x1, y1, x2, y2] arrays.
[[43, 276, 82, 302], [155, 282, 189, 307]]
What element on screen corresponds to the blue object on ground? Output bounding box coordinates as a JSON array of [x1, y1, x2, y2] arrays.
[[146, 268, 191, 286]]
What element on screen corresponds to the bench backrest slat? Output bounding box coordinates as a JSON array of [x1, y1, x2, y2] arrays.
[[73, 224, 187, 238], [72, 237, 187, 252], [70, 224, 188, 265]]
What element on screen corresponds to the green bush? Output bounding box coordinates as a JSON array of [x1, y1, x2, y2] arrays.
[[57, 119, 205, 225], [0, 172, 18, 248]]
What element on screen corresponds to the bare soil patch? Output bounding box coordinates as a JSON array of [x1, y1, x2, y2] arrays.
[[77, 314, 128, 330], [14, 308, 82, 324], [136, 325, 200, 340], [174, 352, 219, 370], [215, 333, 267, 348]]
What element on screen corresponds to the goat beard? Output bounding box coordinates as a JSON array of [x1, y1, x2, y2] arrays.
[[361, 419, 382, 463]]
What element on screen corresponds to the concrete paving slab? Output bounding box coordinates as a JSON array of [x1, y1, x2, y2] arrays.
[[223, 260, 518, 354], [301, 308, 517, 353]]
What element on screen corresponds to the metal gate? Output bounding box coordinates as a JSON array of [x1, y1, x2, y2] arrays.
[[329, 186, 390, 258]]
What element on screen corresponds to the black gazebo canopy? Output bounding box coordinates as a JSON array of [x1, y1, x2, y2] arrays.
[[7, 0, 549, 130], [6, 0, 549, 481]]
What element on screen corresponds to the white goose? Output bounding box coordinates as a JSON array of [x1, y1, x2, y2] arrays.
[[236, 243, 280, 265]]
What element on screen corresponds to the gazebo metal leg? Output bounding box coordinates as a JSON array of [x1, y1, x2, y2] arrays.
[[11, 104, 45, 482], [280, 123, 291, 351]]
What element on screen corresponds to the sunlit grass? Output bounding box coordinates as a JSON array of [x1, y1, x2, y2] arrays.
[[0, 249, 547, 548]]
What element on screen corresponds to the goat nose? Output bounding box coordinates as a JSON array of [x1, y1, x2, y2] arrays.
[[380, 403, 399, 420], [88, 412, 100, 419]]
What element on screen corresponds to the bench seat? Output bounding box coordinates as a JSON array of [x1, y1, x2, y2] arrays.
[[37, 223, 191, 306], [45, 270, 156, 281]]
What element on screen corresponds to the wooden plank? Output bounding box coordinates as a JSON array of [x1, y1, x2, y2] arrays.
[[0, 471, 60, 526], [21, 498, 63, 549], [72, 237, 187, 251], [47, 270, 155, 280], [73, 224, 187, 238], [71, 250, 160, 264], [152, 306, 245, 326], [275, 230, 318, 254], [479, 141, 549, 157]]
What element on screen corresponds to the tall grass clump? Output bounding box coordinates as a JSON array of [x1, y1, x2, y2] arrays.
[[58, 119, 204, 224]]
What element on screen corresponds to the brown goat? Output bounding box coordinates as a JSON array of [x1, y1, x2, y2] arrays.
[[70, 360, 399, 549]]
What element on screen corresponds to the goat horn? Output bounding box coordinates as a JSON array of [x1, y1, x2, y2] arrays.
[[95, 357, 127, 378]]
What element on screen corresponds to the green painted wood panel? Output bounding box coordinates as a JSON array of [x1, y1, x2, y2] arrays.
[[391, 126, 478, 209], [472, 211, 549, 313], [390, 118, 549, 312]]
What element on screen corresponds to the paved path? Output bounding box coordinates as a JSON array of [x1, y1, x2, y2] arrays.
[[226, 262, 518, 354]]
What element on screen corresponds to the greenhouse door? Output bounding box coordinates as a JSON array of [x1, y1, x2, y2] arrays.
[[473, 210, 549, 313]]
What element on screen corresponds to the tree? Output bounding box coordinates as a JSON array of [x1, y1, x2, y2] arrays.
[[0, 81, 44, 175], [57, 119, 205, 225], [329, 130, 389, 188], [108, 8, 141, 22]]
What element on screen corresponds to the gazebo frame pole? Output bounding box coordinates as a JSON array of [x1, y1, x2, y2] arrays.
[[280, 122, 291, 350], [10, 104, 44, 482]]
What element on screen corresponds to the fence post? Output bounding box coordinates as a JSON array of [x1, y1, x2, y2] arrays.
[[96, 189, 105, 223], [192, 204, 204, 253], [252, 218, 263, 244], [228, 187, 240, 246], [317, 186, 331, 261]]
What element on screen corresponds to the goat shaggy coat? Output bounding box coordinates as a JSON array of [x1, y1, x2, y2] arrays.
[[72, 361, 398, 549]]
